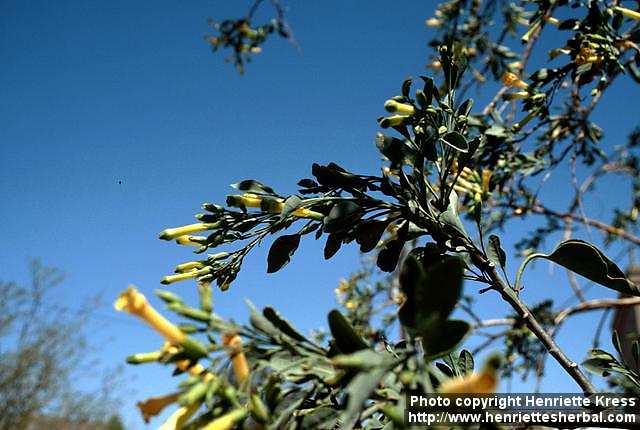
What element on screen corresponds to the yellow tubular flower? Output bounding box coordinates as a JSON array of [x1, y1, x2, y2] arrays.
[[115, 286, 185, 344], [159, 223, 220, 241], [575, 46, 602, 65], [222, 333, 250, 384], [233, 193, 324, 220], [425, 17, 442, 27], [384, 100, 416, 116], [504, 91, 530, 100], [202, 407, 249, 430], [161, 266, 213, 285], [481, 169, 492, 193], [158, 402, 201, 430], [456, 177, 482, 194], [175, 236, 205, 247], [127, 350, 163, 364], [545, 16, 560, 26], [615, 6, 640, 21], [175, 261, 206, 273], [137, 392, 181, 423], [438, 354, 502, 394], [501, 72, 528, 90]]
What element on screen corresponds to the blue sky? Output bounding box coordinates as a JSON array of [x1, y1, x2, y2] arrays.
[[2, 1, 640, 428]]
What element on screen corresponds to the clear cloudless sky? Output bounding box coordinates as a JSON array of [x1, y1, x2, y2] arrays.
[[2, 1, 640, 428]]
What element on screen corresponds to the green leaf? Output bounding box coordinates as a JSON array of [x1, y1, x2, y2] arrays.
[[279, 195, 302, 219], [487, 234, 506, 269], [633, 341, 640, 367], [231, 179, 276, 195], [458, 349, 474, 375], [422, 320, 471, 358], [441, 131, 469, 152], [263, 307, 309, 343], [248, 302, 282, 338], [515, 239, 638, 295], [456, 98, 473, 116], [398, 252, 465, 334], [324, 233, 343, 260], [355, 220, 389, 253], [267, 234, 301, 273], [331, 349, 395, 370], [340, 367, 388, 429], [401, 77, 412, 98], [439, 190, 468, 237], [327, 309, 368, 354], [612, 330, 622, 355], [312, 162, 368, 190], [323, 201, 362, 234], [376, 239, 405, 272], [583, 349, 627, 377]]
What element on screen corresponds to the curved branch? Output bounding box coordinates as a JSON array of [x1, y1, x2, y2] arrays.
[[554, 296, 640, 326]]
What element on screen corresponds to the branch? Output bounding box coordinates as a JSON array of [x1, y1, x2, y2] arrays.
[[507, 203, 640, 246], [554, 297, 640, 326], [475, 252, 597, 395]]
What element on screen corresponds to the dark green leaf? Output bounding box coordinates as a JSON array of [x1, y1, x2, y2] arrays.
[[323, 201, 362, 234], [435, 362, 454, 377], [456, 98, 473, 116], [515, 240, 639, 295], [398, 253, 465, 333], [441, 131, 469, 152], [487, 234, 507, 269], [324, 233, 343, 260], [298, 178, 318, 188], [458, 349, 474, 374], [376, 239, 404, 272], [280, 195, 302, 219], [267, 234, 301, 273], [401, 77, 412, 98], [613, 331, 622, 355], [231, 179, 276, 195], [355, 220, 389, 253], [263, 307, 309, 343], [327, 309, 368, 354], [340, 367, 388, 429], [439, 190, 468, 237], [422, 320, 471, 358], [312, 162, 368, 190]]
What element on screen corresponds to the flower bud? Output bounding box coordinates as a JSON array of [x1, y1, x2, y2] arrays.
[[384, 100, 415, 115], [158, 402, 200, 430], [159, 223, 220, 241], [155, 289, 183, 304], [168, 302, 212, 323], [501, 72, 528, 89], [202, 407, 249, 430], [249, 393, 270, 423], [175, 236, 206, 247], [178, 381, 209, 406], [425, 17, 442, 27], [198, 282, 213, 312], [174, 261, 206, 273], [379, 115, 409, 128], [614, 6, 640, 21], [161, 266, 213, 285], [127, 350, 163, 365]]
